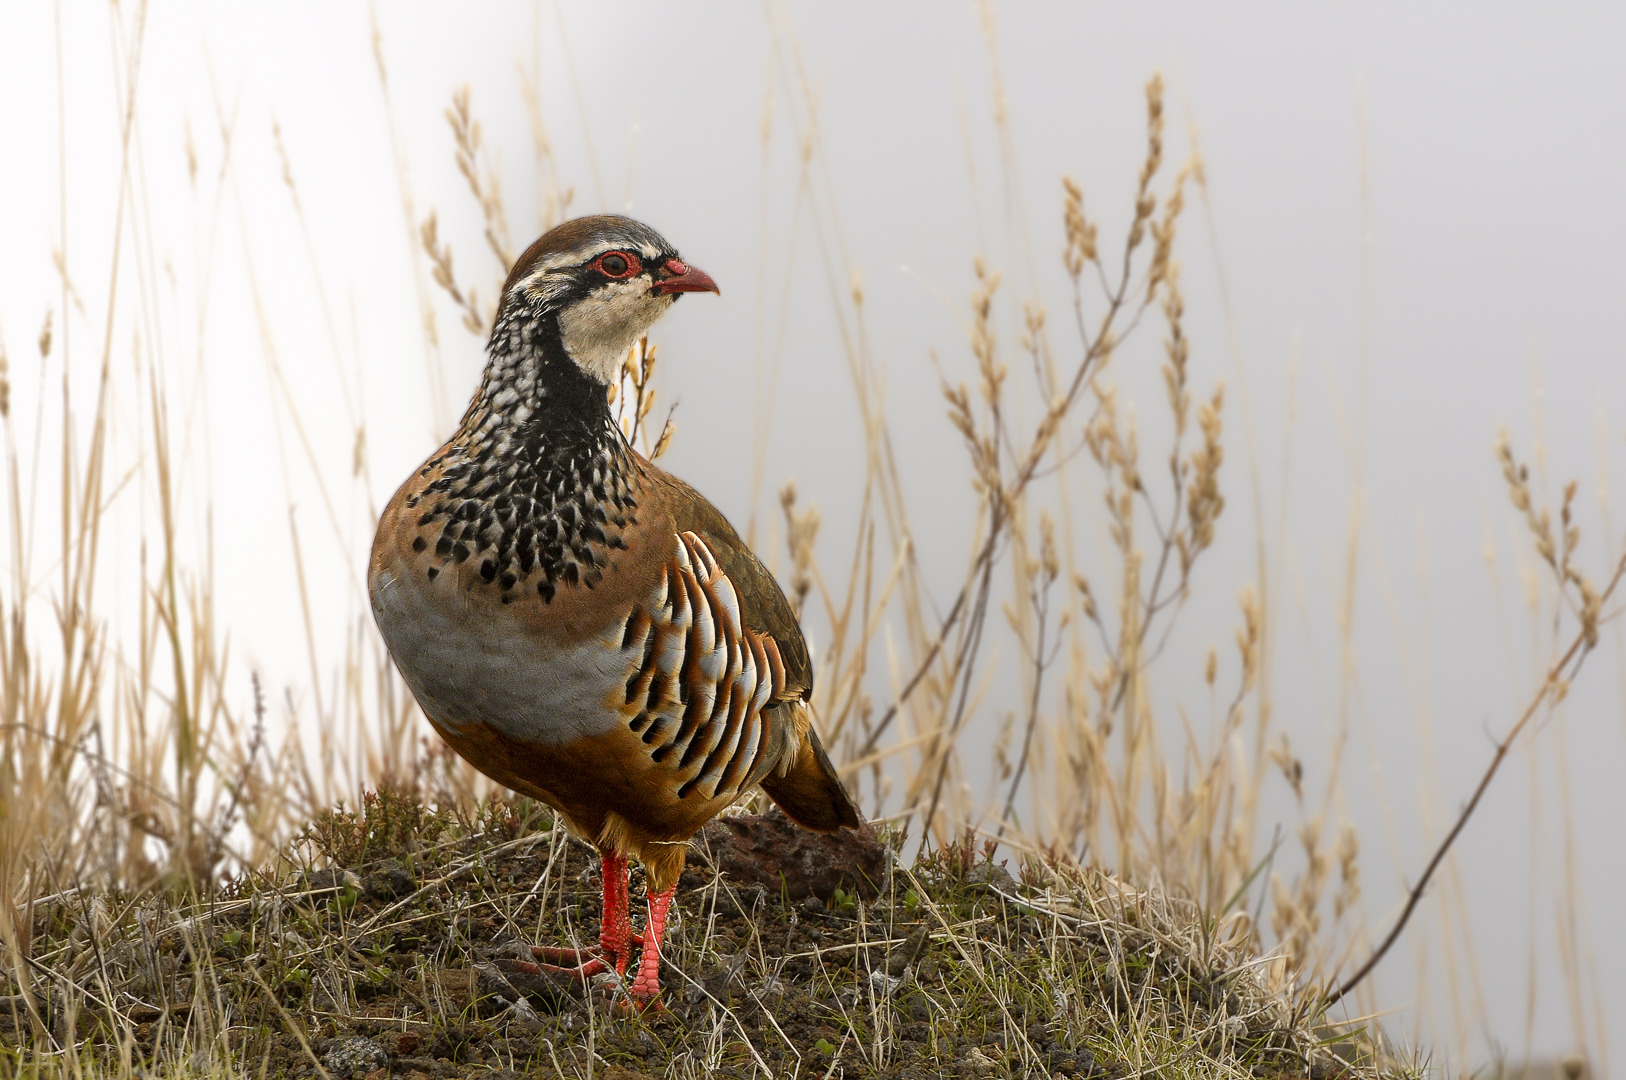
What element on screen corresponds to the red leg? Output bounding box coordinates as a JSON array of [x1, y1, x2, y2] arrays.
[[529, 851, 633, 979], [624, 883, 676, 1011], [597, 850, 638, 976]]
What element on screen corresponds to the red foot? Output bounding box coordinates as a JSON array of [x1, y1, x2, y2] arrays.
[[521, 852, 675, 1012], [523, 948, 609, 980], [524, 851, 643, 983]]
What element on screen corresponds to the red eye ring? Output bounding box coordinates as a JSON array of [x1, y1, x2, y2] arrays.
[[593, 251, 641, 279]]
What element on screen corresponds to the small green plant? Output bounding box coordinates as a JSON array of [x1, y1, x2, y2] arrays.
[[280, 966, 312, 1001], [921, 829, 998, 882], [330, 884, 359, 915], [304, 784, 450, 867]]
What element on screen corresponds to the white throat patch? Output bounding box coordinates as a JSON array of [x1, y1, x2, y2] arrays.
[[555, 278, 675, 384]]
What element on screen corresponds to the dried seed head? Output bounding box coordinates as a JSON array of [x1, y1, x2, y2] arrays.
[[1061, 176, 1098, 276], [1579, 576, 1601, 648], [1235, 584, 1260, 695], [1128, 73, 1166, 252], [1074, 574, 1098, 622], [1183, 383, 1226, 570], [780, 482, 821, 616], [420, 213, 487, 336], [1160, 263, 1191, 436], [651, 420, 675, 460], [1039, 510, 1059, 582], [446, 85, 515, 272], [1147, 161, 1190, 301]]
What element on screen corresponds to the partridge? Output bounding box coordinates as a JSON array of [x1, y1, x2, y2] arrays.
[[369, 215, 860, 1009]]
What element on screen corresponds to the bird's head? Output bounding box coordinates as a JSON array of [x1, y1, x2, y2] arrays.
[[497, 214, 719, 385]]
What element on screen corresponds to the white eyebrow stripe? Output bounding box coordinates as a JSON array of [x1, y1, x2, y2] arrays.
[[534, 242, 665, 274], [512, 241, 666, 294]]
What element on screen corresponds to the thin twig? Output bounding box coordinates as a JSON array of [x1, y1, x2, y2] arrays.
[[1328, 547, 1626, 1006]]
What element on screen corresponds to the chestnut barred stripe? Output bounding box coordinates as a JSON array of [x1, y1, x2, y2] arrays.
[[616, 532, 789, 803]]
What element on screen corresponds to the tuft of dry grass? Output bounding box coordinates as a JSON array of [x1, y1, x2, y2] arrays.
[[3, 792, 1416, 1080]]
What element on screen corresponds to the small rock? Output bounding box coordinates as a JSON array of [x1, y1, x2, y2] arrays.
[[362, 860, 415, 900], [320, 1036, 387, 1079], [380, 1030, 420, 1056], [887, 925, 931, 976], [965, 861, 1018, 893], [300, 868, 362, 895], [963, 1046, 999, 1074], [600, 1068, 661, 1080], [868, 969, 902, 996], [472, 963, 519, 1017]]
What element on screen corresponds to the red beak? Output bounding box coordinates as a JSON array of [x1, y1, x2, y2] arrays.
[[652, 258, 720, 296]]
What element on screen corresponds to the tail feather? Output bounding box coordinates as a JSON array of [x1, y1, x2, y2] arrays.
[[761, 726, 861, 831]]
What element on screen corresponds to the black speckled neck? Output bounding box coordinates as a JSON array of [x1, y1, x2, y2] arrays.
[[404, 304, 639, 604]]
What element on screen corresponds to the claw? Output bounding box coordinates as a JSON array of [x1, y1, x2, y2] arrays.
[[616, 992, 666, 1015]]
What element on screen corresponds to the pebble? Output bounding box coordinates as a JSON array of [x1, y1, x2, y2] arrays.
[[319, 1037, 387, 1079]]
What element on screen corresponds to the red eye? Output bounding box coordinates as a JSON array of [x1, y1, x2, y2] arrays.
[[594, 251, 640, 279]]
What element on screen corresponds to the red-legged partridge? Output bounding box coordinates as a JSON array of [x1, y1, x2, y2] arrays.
[[369, 215, 860, 1010]]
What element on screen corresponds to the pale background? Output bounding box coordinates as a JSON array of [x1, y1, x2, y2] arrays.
[[1, 1, 1623, 1068]]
